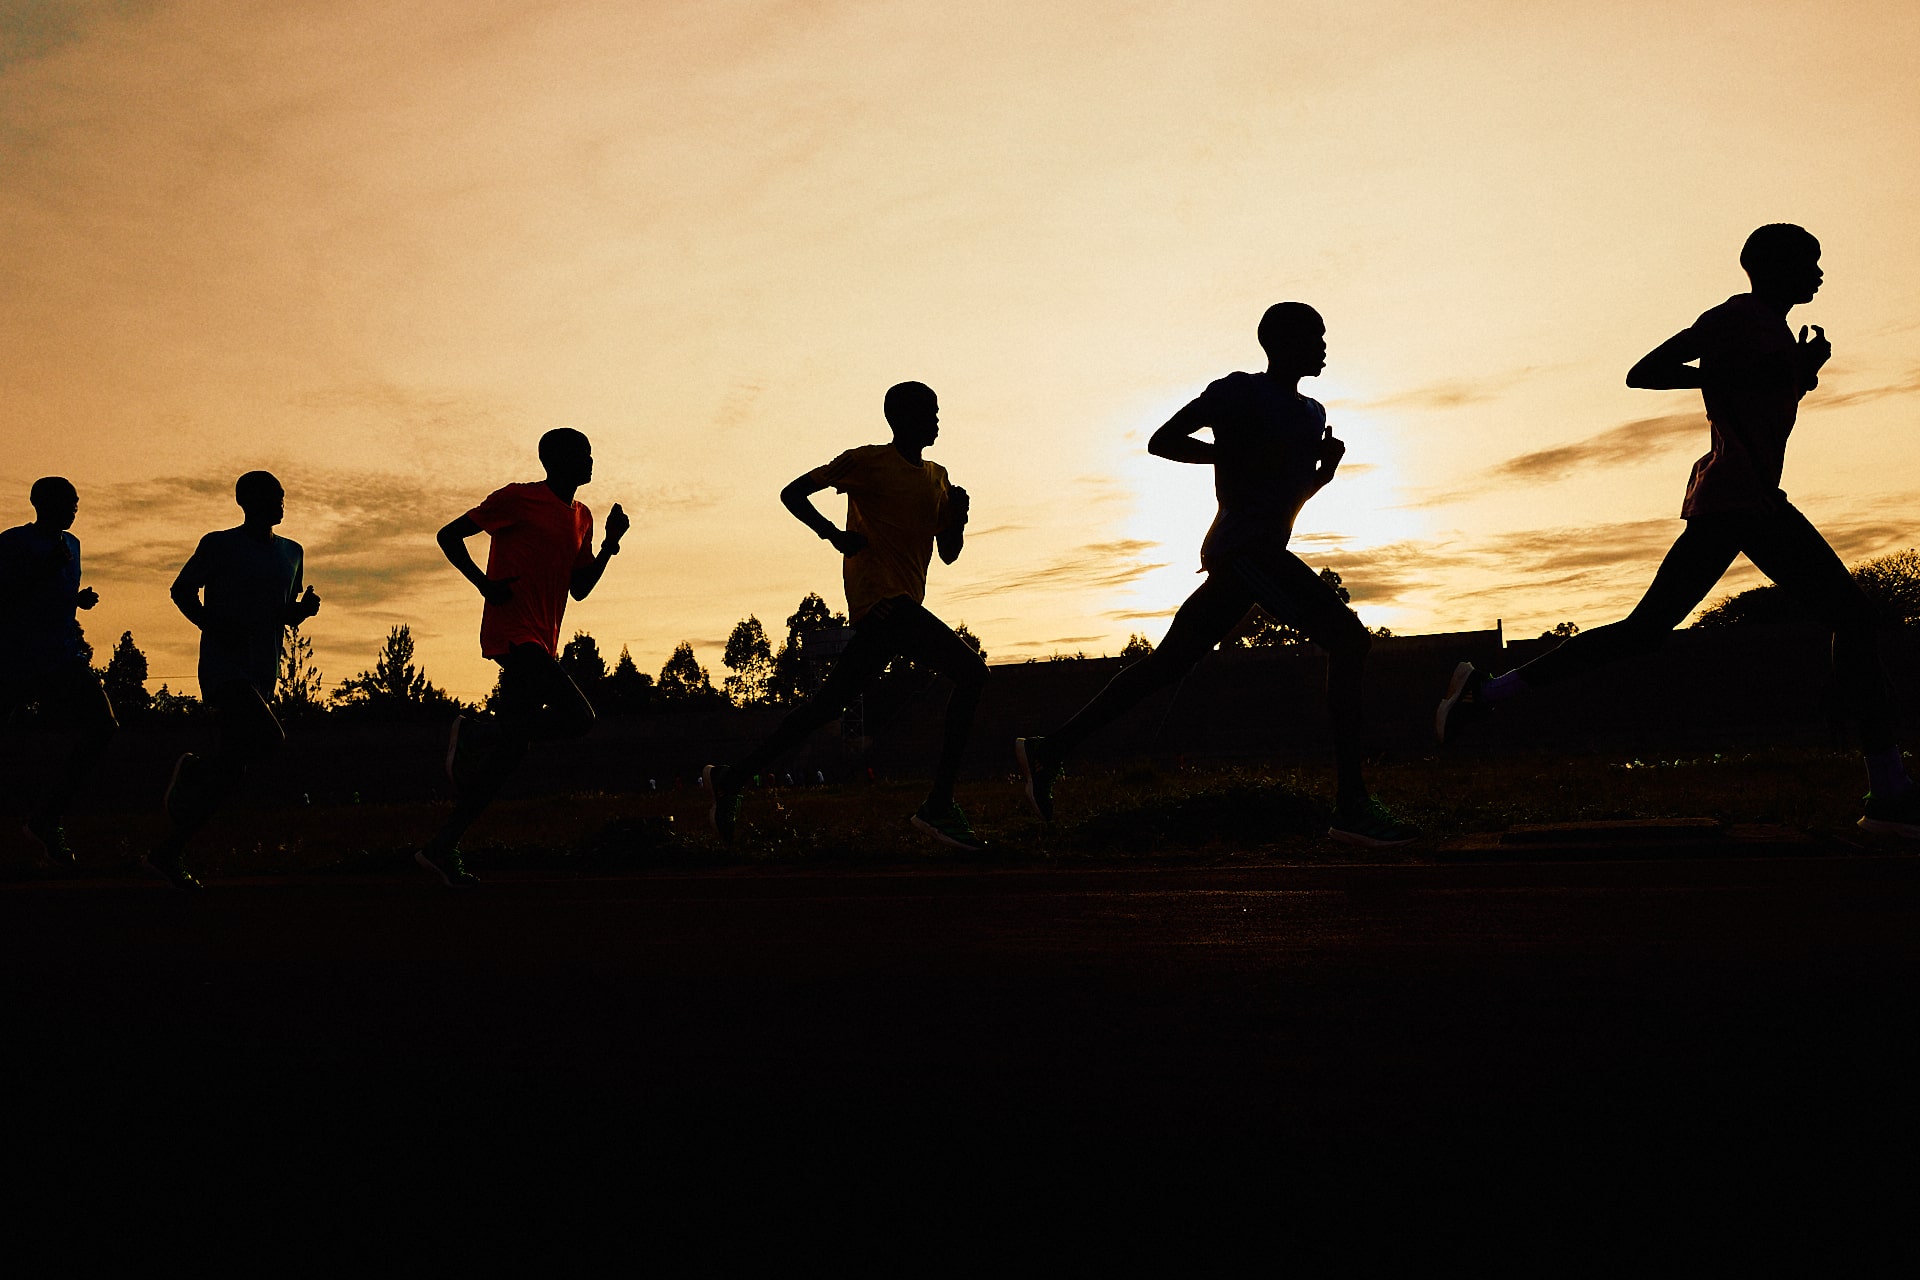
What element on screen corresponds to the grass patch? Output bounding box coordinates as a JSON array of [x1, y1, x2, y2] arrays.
[[0, 745, 1898, 881]]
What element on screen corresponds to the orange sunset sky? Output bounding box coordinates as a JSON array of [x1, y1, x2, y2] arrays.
[[4, 0, 1917, 701]]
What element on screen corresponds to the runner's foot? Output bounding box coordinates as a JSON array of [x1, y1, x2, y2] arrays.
[[162, 752, 202, 826], [415, 843, 480, 887], [1858, 789, 1920, 840], [912, 801, 985, 852], [703, 764, 743, 842], [1014, 736, 1060, 822], [1435, 661, 1487, 746], [22, 813, 73, 866], [1328, 798, 1421, 849], [141, 845, 203, 891]]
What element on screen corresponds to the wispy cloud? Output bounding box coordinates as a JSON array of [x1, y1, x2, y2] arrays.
[[1812, 369, 1920, 409], [78, 467, 481, 612], [0, 0, 154, 72], [1491, 413, 1701, 482], [1339, 367, 1544, 413], [1405, 412, 1703, 508], [948, 538, 1166, 602]]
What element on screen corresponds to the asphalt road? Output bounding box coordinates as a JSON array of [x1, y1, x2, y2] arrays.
[[5, 855, 1916, 1228]]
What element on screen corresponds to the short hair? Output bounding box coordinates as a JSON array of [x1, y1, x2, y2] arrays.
[[29, 476, 75, 511], [1257, 302, 1323, 355], [235, 470, 282, 508], [883, 381, 937, 428], [538, 427, 590, 467], [1740, 224, 1819, 272]]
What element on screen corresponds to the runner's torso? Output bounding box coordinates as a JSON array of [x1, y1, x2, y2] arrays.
[[1196, 372, 1326, 569], [1682, 293, 1809, 518], [0, 524, 84, 676]]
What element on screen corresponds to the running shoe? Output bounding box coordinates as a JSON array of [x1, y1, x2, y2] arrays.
[[162, 752, 201, 826], [1858, 789, 1920, 840], [141, 845, 203, 891], [703, 764, 744, 842], [22, 813, 73, 865], [1435, 661, 1486, 747], [1328, 798, 1421, 849], [912, 802, 986, 852], [415, 843, 481, 887], [1013, 736, 1059, 822]]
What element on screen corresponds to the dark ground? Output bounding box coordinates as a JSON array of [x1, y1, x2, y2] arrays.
[[6, 853, 1916, 1256]]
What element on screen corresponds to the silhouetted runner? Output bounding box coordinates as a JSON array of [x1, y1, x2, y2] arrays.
[[1013, 304, 1418, 847], [0, 478, 117, 865], [148, 471, 320, 889], [1437, 224, 1918, 840], [702, 381, 988, 851], [421, 428, 627, 886]]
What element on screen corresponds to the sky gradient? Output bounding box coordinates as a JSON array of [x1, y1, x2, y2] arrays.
[[4, 0, 1917, 700]]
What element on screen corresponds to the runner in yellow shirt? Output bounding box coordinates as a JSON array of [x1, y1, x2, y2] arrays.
[[703, 381, 988, 850]]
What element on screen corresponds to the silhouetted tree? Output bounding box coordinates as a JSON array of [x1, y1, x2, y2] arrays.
[[1120, 633, 1154, 660], [1539, 621, 1580, 640], [657, 642, 719, 706], [723, 615, 775, 707], [274, 630, 327, 720], [953, 622, 986, 664], [148, 684, 199, 723], [333, 624, 460, 719], [560, 631, 609, 697], [101, 631, 152, 720], [604, 645, 654, 715], [1850, 548, 1920, 625], [768, 592, 847, 706]]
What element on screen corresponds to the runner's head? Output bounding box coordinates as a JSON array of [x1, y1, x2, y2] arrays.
[[28, 476, 79, 530], [1257, 302, 1327, 378], [235, 470, 285, 527], [883, 381, 940, 450], [539, 428, 593, 487], [1741, 224, 1821, 304]]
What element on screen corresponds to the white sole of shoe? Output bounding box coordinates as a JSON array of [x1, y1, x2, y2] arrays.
[[911, 814, 982, 852], [1434, 661, 1476, 746], [1857, 816, 1920, 840]]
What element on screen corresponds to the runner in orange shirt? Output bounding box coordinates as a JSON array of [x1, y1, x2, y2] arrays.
[[419, 428, 628, 885]]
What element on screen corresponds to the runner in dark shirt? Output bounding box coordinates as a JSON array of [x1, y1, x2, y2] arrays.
[[146, 471, 319, 889], [1437, 224, 1917, 840], [1015, 304, 1417, 847], [0, 477, 116, 864]]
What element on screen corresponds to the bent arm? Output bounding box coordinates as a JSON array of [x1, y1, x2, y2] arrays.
[[936, 486, 968, 565], [169, 572, 205, 630], [781, 472, 840, 541], [1147, 397, 1215, 465], [570, 522, 625, 601], [437, 516, 492, 595], [1626, 330, 1704, 390]]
